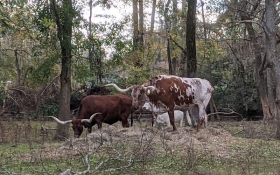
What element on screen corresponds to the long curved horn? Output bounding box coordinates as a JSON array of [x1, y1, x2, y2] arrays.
[[48, 116, 72, 124], [104, 83, 133, 93], [81, 112, 102, 123], [143, 86, 156, 95]]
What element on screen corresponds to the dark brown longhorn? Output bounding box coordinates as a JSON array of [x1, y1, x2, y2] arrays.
[[49, 113, 101, 138], [49, 94, 132, 138]]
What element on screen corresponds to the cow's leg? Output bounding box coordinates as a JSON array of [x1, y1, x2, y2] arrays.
[[88, 127, 92, 133], [168, 110, 177, 131], [96, 121, 102, 129], [121, 117, 130, 127], [152, 115, 156, 127], [184, 110, 192, 126], [179, 117, 183, 127], [197, 106, 207, 131], [130, 108, 134, 127], [166, 117, 171, 128], [189, 106, 199, 128]]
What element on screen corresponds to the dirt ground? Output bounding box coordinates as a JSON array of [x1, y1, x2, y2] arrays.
[[1, 114, 277, 165], [53, 119, 276, 161]]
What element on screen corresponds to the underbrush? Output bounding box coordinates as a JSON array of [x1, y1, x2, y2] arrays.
[[1, 119, 280, 174]]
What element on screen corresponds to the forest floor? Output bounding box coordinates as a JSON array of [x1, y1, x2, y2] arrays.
[[0, 115, 280, 175]]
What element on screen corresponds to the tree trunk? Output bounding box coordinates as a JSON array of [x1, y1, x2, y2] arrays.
[[138, 0, 144, 47], [238, 0, 272, 121], [185, 0, 197, 78], [169, 0, 178, 75], [88, 0, 94, 73], [132, 0, 139, 48], [51, 0, 73, 140], [264, 0, 280, 139], [150, 0, 156, 32], [164, 0, 172, 74], [267, 69, 276, 118], [14, 50, 21, 86]]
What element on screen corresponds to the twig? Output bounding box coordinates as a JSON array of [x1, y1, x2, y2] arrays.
[[207, 108, 243, 120], [75, 142, 103, 175], [105, 153, 134, 172], [8, 88, 28, 97], [60, 169, 71, 175], [40, 74, 60, 96]]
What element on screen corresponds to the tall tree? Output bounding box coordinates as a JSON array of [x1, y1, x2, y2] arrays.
[[264, 0, 280, 139], [132, 0, 144, 68], [186, 0, 197, 77], [132, 0, 139, 48], [88, 0, 94, 75], [164, 0, 172, 74], [51, 0, 74, 140], [171, 0, 178, 75], [237, 0, 272, 121], [150, 0, 156, 32], [180, 0, 197, 77], [138, 0, 144, 47]]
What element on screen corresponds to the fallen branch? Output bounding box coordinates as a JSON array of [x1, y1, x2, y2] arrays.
[[207, 108, 243, 120], [75, 142, 103, 175]]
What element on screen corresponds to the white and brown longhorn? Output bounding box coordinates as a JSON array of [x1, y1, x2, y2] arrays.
[[105, 75, 214, 132]]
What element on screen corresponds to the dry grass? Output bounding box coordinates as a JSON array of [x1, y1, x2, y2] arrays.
[[1, 117, 280, 174]]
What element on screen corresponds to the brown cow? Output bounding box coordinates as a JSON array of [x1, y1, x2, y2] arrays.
[[49, 94, 132, 138], [105, 75, 213, 131]]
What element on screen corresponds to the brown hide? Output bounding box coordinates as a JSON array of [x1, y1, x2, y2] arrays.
[[72, 94, 132, 137]]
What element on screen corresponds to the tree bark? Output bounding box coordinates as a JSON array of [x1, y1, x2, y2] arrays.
[[181, 0, 197, 77], [88, 0, 94, 72], [14, 50, 21, 86], [238, 0, 272, 121], [150, 0, 156, 32], [264, 0, 280, 139], [132, 0, 139, 48], [138, 0, 144, 47], [51, 0, 73, 140], [164, 0, 172, 74]]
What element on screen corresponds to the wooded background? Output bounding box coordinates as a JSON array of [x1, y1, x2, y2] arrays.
[[0, 0, 279, 139]]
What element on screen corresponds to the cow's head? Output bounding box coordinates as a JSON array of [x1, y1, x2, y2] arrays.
[[49, 113, 101, 138], [131, 85, 157, 110], [104, 83, 156, 110]]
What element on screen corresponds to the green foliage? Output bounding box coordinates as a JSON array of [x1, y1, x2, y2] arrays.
[[28, 56, 59, 87], [40, 102, 59, 116]]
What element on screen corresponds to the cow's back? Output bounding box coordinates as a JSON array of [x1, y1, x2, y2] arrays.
[[144, 75, 213, 108], [77, 95, 123, 120]]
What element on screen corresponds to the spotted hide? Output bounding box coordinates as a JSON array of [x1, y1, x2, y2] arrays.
[[105, 75, 214, 131], [49, 94, 132, 138]]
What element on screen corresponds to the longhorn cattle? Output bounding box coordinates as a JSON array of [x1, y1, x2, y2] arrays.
[[49, 94, 132, 138], [155, 110, 184, 129], [105, 75, 213, 131], [142, 102, 193, 127]]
